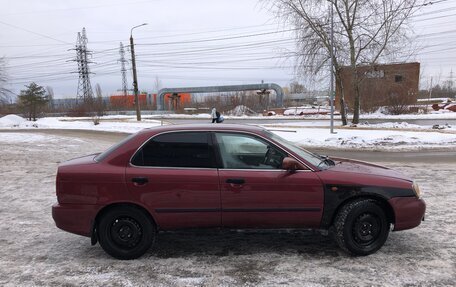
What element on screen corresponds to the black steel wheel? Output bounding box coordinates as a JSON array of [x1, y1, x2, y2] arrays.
[[98, 206, 155, 260], [334, 199, 390, 256]]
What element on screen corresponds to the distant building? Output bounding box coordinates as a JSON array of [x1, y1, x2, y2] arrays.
[[110, 93, 148, 108], [336, 62, 420, 112], [110, 92, 191, 110]]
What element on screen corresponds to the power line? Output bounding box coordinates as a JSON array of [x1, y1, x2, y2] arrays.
[[0, 20, 70, 44], [136, 28, 298, 46]]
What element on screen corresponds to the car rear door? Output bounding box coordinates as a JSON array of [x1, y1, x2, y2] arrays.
[[215, 132, 324, 228], [126, 131, 221, 230]]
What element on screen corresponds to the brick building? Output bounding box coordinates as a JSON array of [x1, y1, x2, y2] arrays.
[[109, 92, 191, 110], [336, 62, 420, 112]]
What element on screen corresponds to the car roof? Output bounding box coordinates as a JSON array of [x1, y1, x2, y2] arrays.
[[139, 123, 266, 135]]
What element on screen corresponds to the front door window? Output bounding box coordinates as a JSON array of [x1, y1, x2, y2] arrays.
[[215, 133, 285, 169]]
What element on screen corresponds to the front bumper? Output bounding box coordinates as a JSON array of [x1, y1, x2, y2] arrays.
[[388, 197, 426, 231], [52, 203, 99, 237]]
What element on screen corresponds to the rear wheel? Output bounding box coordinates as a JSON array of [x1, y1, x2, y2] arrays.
[[334, 199, 390, 256], [98, 206, 155, 260]]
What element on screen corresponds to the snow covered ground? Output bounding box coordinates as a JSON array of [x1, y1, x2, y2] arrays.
[[1, 114, 456, 151], [270, 127, 456, 151], [0, 131, 454, 286], [0, 114, 165, 134]]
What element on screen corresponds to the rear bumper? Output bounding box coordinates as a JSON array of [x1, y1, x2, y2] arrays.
[[52, 203, 99, 237], [388, 197, 426, 231]]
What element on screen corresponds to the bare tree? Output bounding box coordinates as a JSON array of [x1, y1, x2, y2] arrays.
[[268, 0, 423, 124], [46, 86, 54, 112], [289, 81, 307, 93], [153, 76, 162, 93], [0, 57, 11, 106], [385, 91, 415, 115], [94, 83, 104, 116]]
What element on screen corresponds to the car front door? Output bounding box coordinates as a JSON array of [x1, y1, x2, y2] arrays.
[[126, 131, 221, 230], [215, 132, 324, 228]]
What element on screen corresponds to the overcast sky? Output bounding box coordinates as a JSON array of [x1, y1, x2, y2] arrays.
[[1, 0, 455, 98]]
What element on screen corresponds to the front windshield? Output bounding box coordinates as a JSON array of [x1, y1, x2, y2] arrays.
[[264, 130, 331, 169]]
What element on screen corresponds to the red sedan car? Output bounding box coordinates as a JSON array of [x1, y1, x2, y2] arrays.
[[52, 124, 425, 259]]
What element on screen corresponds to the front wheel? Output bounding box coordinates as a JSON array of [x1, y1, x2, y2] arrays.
[[98, 206, 155, 260], [334, 199, 390, 256]]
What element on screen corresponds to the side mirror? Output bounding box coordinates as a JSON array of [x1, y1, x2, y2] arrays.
[[282, 157, 305, 171]]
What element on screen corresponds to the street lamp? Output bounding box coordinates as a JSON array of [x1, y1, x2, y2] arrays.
[[130, 23, 147, 121]]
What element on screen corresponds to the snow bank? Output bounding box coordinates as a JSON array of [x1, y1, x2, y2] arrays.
[[269, 127, 456, 151], [284, 106, 332, 116], [0, 114, 26, 127], [357, 121, 422, 129], [226, 105, 258, 116], [0, 116, 165, 133]]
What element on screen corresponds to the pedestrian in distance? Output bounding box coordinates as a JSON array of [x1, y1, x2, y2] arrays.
[[211, 107, 218, 123]]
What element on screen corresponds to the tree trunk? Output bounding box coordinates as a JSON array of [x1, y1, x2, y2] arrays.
[[336, 71, 348, 125], [352, 69, 361, 124]]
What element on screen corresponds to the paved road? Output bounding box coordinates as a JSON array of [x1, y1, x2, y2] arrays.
[[2, 129, 453, 163]]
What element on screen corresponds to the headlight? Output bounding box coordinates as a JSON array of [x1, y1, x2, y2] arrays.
[[412, 182, 422, 198]]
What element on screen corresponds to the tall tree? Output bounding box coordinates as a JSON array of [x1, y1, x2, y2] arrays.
[[0, 57, 10, 106], [153, 76, 162, 93], [94, 83, 104, 116], [269, 0, 422, 124], [46, 86, 54, 111], [289, 81, 307, 93], [18, 82, 48, 121]]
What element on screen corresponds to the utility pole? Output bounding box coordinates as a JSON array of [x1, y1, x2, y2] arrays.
[[329, 2, 336, 134], [130, 23, 147, 121], [426, 76, 433, 113]]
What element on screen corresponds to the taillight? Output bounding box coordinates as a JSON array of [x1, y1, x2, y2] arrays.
[[55, 172, 61, 203]]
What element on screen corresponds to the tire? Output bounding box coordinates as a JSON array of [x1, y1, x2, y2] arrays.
[[98, 206, 155, 260], [334, 199, 390, 256]]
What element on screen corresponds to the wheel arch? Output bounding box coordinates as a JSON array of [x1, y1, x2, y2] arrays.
[[91, 202, 157, 245], [330, 195, 395, 228]]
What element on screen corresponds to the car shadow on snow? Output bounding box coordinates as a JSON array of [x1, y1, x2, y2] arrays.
[[61, 228, 428, 262], [148, 229, 340, 258]]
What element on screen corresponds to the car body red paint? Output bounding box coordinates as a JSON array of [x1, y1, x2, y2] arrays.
[[52, 124, 426, 258]]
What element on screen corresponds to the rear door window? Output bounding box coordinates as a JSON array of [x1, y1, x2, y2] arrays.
[[131, 132, 216, 168]]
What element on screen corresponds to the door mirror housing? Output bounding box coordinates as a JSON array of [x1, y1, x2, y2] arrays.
[[282, 157, 306, 171]]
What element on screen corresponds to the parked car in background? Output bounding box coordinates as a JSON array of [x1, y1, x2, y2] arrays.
[[52, 124, 425, 259], [432, 100, 456, 112]]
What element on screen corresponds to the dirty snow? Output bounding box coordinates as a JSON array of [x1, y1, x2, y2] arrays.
[[0, 130, 454, 286]]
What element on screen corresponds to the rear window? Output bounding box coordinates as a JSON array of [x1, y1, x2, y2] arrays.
[[94, 133, 138, 162]]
